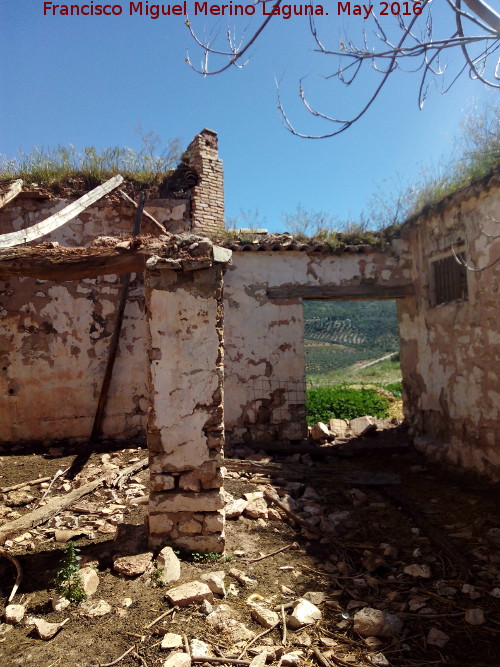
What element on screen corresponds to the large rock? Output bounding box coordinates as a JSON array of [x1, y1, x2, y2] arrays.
[[310, 423, 331, 441], [161, 633, 184, 649], [5, 604, 25, 624], [29, 617, 67, 640], [113, 552, 153, 576], [80, 599, 112, 617], [190, 639, 211, 658], [329, 419, 350, 438], [353, 608, 403, 637], [251, 605, 280, 628], [288, 599, 322, 629], [201, 571, 226, 596], [165, 581, 213, 607], [163, 653, 191, 667], [225, 498, 248, 519], [349, 416, 377, 437], [157, 546, 181, 585], [244, 497, 268, 520], [79, 566, 99, 597]]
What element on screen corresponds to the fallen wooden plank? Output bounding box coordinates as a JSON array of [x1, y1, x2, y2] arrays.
[[0, 179, 23, 209], [118, 188, 168, 235], [0, 174, 124, 248], [0, 457, 147, 545], [267, 283, 415, 301], [0, 477, 104, 545]]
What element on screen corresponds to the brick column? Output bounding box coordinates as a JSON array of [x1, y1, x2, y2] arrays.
[[188, 129, 224, 236], [145, 262, 226, 553]]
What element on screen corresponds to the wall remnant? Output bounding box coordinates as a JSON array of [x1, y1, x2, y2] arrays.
[[398, 173, 500, 480], [145, 243, 229, 552]]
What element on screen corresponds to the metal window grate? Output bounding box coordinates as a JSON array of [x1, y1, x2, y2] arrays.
[[431, 252, 468, 306], [250, 378, 306, 424]]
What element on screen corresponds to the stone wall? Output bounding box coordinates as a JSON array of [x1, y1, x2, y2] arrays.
[[223, 247, 411, 444], [145, 263, 226, 552], [398, 174, 500, 480]]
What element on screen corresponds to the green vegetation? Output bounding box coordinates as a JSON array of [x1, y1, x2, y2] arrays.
[[306, 385, 391, 425], [0, 132, 181, 187], [54, 541, 87, 603]]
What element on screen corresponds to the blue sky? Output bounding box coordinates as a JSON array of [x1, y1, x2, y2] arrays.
[[0, 1, 492, 232]]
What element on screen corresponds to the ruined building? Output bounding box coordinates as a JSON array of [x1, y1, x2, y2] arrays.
[[0, 129, 498, 552]]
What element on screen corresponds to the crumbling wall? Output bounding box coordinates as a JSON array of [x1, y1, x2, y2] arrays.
[[0, 198, 155, 445], [398, 175, 500, 480], [145, 263, 225, 552], [187, 129, 224, 236], [0, 128, 224, 447], [223, 248, 411, 444]]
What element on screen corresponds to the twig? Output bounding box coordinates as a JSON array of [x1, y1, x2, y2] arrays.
[[263, 489, 320, 534], [35, 467, 69, 507], [131, 652, 148, 667], [99, 645, 134, 667], [246, 542, 299, 564], [237, 622, 279, 659], [281, 605, 287, 646], [144, 606, 176, 629], [191, 659, 251, 666], [312, 647, 333, 667], [183, 634, 191, 656], [0, 547, 23, 601], [111, 458, 148, 489], [1, 476, 51, 494]]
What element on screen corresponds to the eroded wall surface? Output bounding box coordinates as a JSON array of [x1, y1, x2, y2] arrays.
[[0, 198, 158, 444], [398, 177, 500, 479], [223, 248, 411, 444], [145, 265, 225, 552]]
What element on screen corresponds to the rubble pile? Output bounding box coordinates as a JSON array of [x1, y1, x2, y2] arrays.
[[0, 440, 499, 665]]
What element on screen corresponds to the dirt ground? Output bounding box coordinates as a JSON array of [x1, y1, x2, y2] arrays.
[[0, 428, 499, 667]]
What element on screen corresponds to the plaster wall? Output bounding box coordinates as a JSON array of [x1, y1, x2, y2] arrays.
[[398, 178, 500, 479], [0, 198, 160, 445], [223, 248, 410, 443], [146, 266, 225, 552]]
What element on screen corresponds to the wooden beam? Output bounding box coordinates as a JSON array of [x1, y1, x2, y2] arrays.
[[90, 193, 145, 442], [118, 188, 168, 235], [267, 283, 415, 301], [0, 241, 157, 280], [0, 179, 23, 209], [0, 175, 124, 248]]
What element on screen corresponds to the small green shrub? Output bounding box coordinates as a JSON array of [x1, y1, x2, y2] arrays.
[[306, 385, 390, 424], [54, 541, 87, 602]]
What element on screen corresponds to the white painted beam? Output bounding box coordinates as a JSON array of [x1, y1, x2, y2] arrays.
[[0, 174, 124, 248]]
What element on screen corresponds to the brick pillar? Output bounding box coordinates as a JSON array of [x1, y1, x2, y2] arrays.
[[145, 263, 226, 553], [188, 129, 224, 235]]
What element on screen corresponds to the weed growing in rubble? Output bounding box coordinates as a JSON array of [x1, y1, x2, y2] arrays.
[[54, 541, 87, 603]]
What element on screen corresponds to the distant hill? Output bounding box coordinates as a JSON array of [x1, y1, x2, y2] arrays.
[[303, 301, 399, 375]]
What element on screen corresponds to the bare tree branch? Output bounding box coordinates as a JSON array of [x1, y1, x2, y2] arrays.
[[186, 0, 500, 138]]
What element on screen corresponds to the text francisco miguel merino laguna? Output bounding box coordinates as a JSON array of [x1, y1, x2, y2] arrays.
[[42, 1, 372, 20]]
